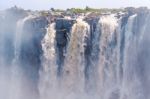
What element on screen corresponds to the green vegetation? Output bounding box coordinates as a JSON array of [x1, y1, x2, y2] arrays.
[[66, 6, 124, 14], [39, 6, 125, 16], [50, 8, 65, 12], [67, 8, 87, 13], [40, 11, 50, 16]]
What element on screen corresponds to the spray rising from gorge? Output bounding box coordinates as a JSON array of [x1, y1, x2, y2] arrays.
[[0, 7, 150, 99]]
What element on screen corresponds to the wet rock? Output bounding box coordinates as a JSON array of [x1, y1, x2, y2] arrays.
[[18, 16, 48, 96], [55, 18, 76, 45], [55, 18, 76, 76], [20, 16, 48, 67]]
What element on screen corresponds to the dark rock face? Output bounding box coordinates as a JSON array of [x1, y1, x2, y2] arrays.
[[1, 6, 150, 99], [20, 16, 48, 69], [18, 16, 48, 98], [54, 18, 100, 78], [84, 17, 99, 79], [85, 17, 100, 34], [55, 18, 76, 76]]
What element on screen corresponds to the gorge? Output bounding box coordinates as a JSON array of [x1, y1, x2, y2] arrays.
[[0, 7, 150, 99]]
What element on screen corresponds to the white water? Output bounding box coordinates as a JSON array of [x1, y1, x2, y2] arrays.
[[91, 15, 120, 99], [1, 12, 150, 99], [39, 14, 150, 99], [39, 19, 91, 99], [39, 23, 58, 99], [0, 15, 35, 99], [62, 19, 90, 98], [120, 14, 149, 99]]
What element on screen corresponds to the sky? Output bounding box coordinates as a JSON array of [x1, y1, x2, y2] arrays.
[[0, 0, 150, 10]]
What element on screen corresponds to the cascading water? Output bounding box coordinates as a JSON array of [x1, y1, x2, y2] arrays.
[[9, 15, 35, 99], [8, 16, 28, 99], [38, 13, 150, 99], [62, 19, 90, 98], [0, 15, 37, 99], [119, 13, 150, 99], [90, 15, 120, 99], [39, 23, 58, 99], [39, 19, 91, 99], [1, 8, 150, 99], [120, 14, 139, 99]]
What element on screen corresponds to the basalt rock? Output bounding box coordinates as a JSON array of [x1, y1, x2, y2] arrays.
[[55, 18, 76, 76], [17, 16, 48, 97]]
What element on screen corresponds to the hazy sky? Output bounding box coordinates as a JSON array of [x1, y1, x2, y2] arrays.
[[0, 0, 150, 10]]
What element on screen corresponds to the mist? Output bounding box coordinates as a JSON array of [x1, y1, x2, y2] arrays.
[[0, 6, 150, 99]]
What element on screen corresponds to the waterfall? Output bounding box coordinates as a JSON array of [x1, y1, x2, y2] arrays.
[[90, 15, 120, 99], [14, 15, 33, 61], [39, 13, 150, 99], [0, 15, 36, 99], [39, 23, 58, 99], [120, 13, 150, 99], [10, 15, 35, 99], [9, 15, 28, 99], [39, 19, 91, 99], [1, 9, 150, 99], [62, 19, 90, 98]]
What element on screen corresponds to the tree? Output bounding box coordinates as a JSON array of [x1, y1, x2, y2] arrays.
[[50, 8, 55, 11], [85, 6, 90, 11]]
